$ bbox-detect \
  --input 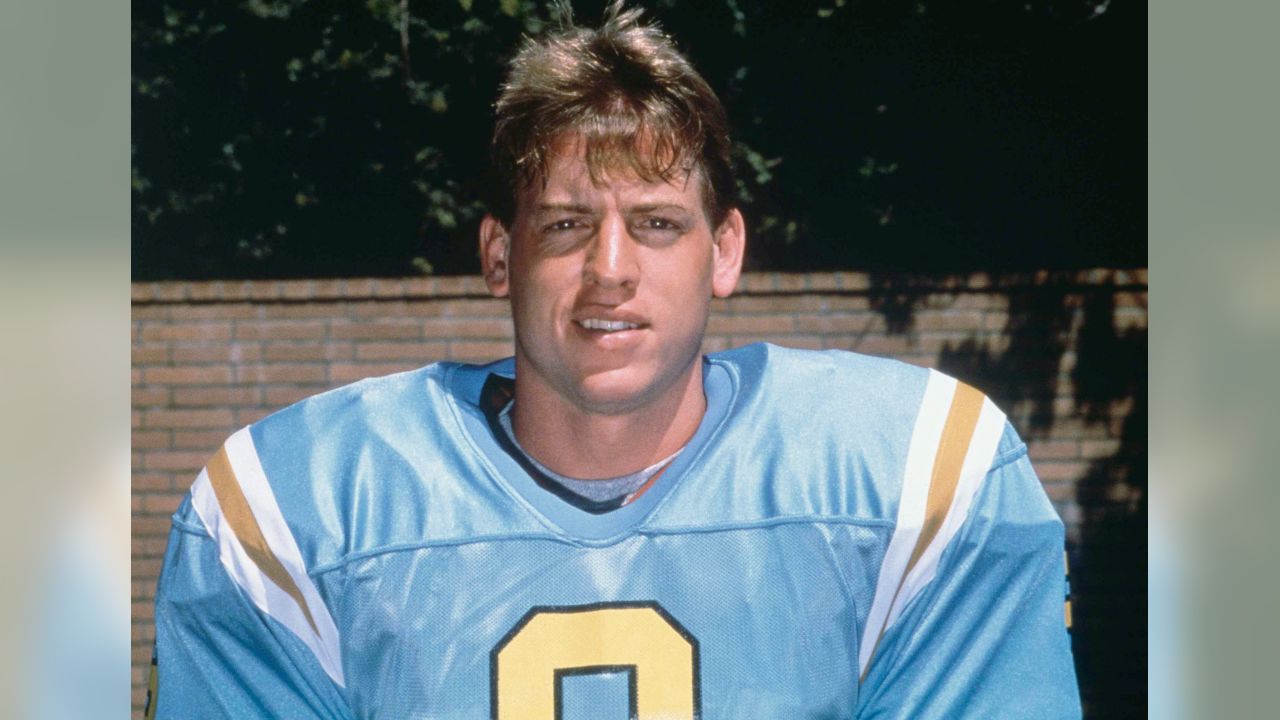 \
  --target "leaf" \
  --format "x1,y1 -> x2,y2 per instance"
499,0 -> 519,17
